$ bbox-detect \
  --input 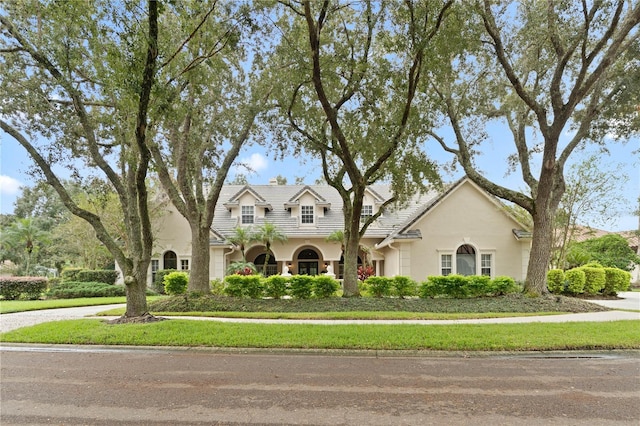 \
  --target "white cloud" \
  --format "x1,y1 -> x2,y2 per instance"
234,152 -> 269,175
0,175 -> 22,195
